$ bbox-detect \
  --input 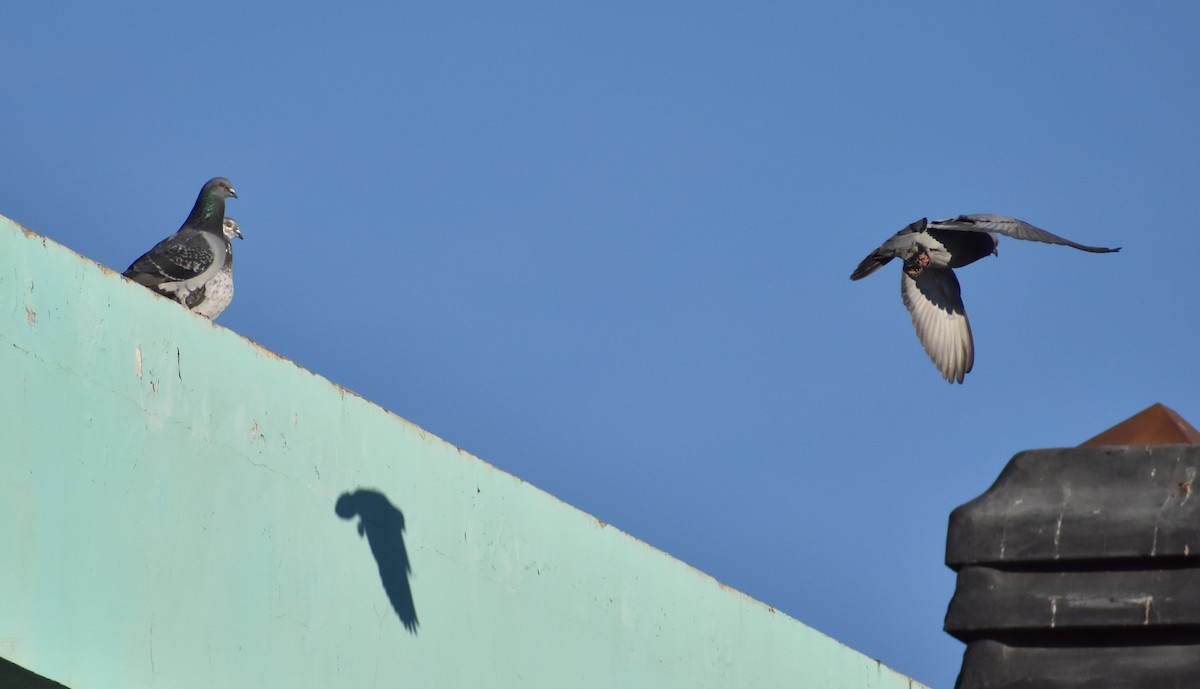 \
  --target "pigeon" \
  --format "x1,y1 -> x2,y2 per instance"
850,214 -> 1119,383
185,217 -> 243,320
123,177 -> 238,309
